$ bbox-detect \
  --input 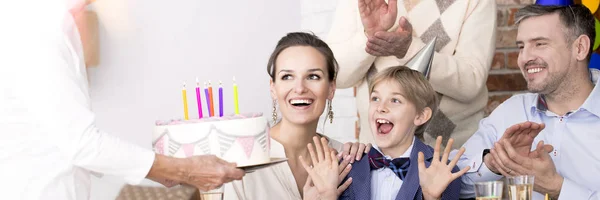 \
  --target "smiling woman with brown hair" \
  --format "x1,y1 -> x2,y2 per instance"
223,32 -> 370,200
